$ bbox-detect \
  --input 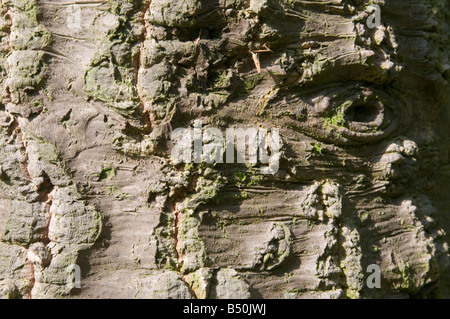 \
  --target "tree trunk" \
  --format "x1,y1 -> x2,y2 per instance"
1,0 -> 450,299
